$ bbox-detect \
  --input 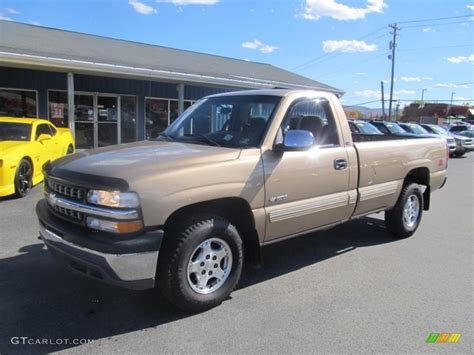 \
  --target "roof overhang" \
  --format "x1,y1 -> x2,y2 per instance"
0,51 -> 343,95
